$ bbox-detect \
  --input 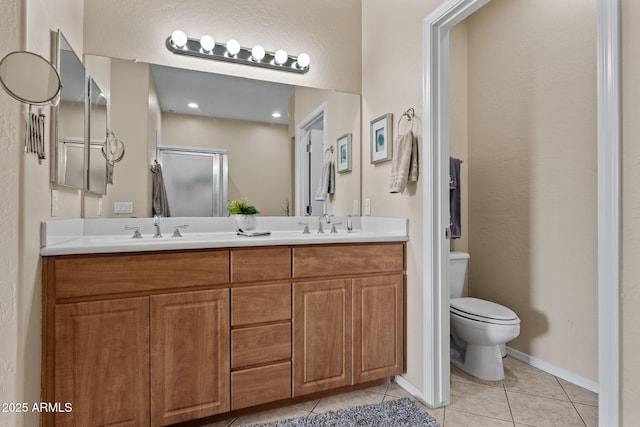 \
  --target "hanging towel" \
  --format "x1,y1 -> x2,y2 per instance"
315,159 -> 335,201
151,162 -> 171,217
449,157 -> 462,239
328,161 -> 335,196
389,131 -> 419,193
